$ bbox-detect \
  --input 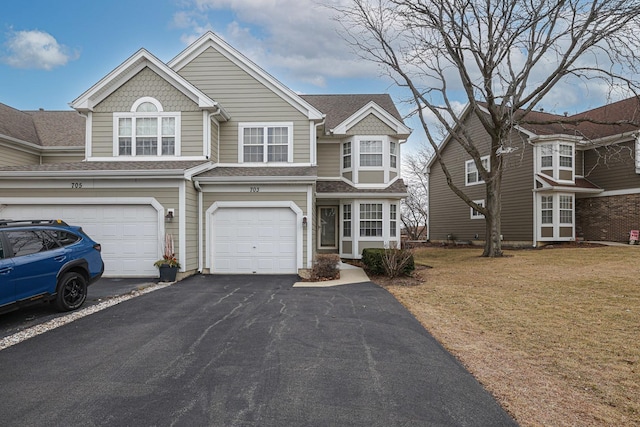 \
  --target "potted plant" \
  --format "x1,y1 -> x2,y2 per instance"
154,233 -> 181,282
